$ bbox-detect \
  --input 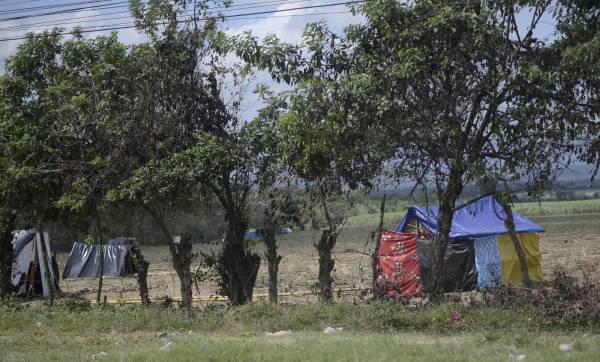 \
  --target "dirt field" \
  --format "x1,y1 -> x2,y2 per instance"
56,213 -> 600,303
